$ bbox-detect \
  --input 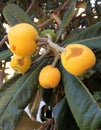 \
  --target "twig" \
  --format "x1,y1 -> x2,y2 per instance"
29,90 -> 40,116
26,0 -> 35,13
46,34 -> 65,53
38,0 -> 70,28
38,17 -> 53,28
61,0 -> 70,11
51,13 -> 62,25
0,35 -> 7,48
33,50 -> 50,64
51,53 -> 60,67
37,5 -> 61,28
37,35 -> 65,53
